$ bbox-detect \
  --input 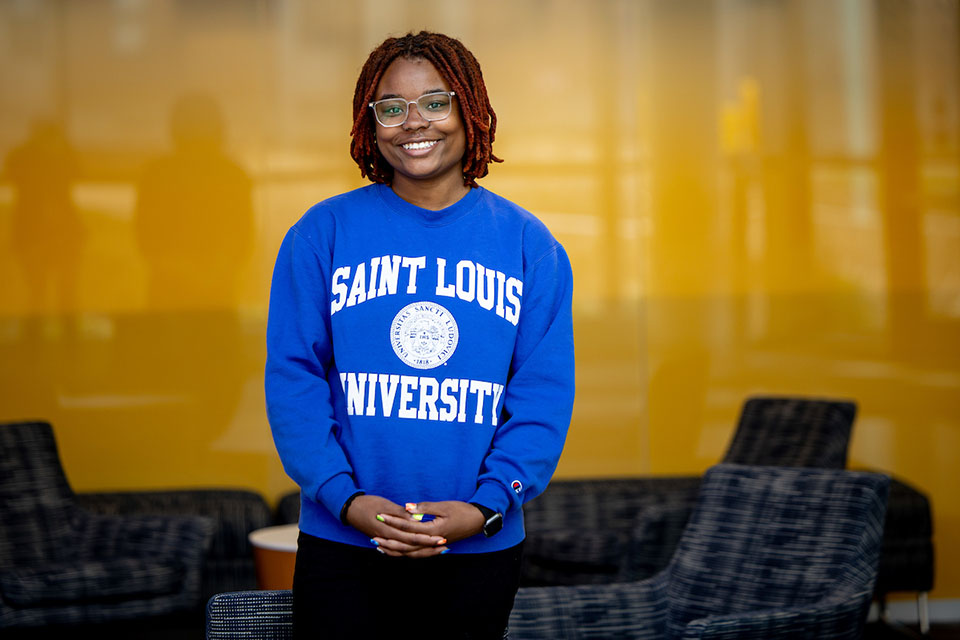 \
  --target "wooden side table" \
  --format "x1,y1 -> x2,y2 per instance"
248,524 -> 299,589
